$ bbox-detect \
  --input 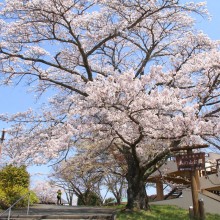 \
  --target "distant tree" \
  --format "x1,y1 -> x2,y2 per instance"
103,149 -> 128,205
104,172 -> 127,205
32,180 -> 59,204
48,179 -> 74,206
50,148 -> 128,206
50,157 -> 104,205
